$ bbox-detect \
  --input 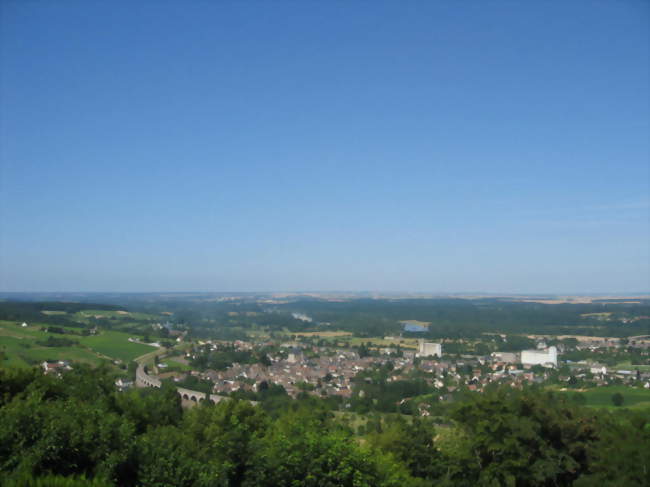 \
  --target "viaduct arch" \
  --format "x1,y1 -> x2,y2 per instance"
135,364 -> 232,405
